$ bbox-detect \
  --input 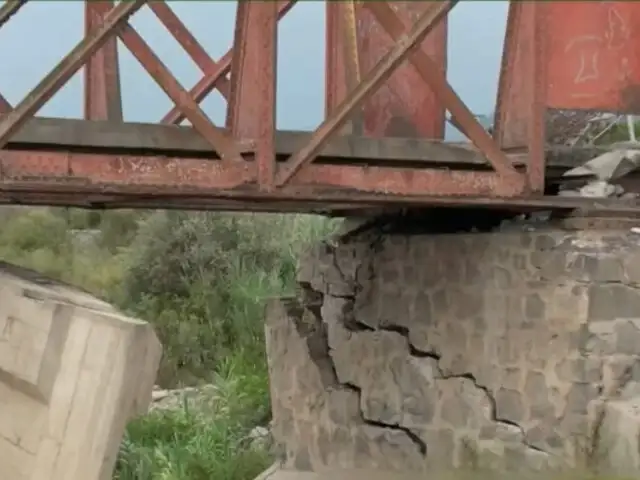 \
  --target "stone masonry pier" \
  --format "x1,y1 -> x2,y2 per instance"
264,218 -> 640,478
